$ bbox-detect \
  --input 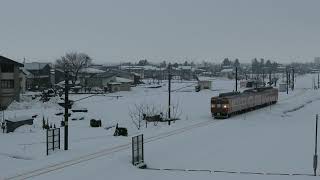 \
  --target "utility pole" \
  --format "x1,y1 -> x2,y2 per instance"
262,68 -> 265,86
168,64 -> 171,125
269,70 -> 272,87
292,68 -> 295,90
314,114 -> 318,176
235,67 -> 238,92
286,69 -> 289,94
288,71 -> 291,89
318,71 -> 320,89
64,71 -> 69,150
